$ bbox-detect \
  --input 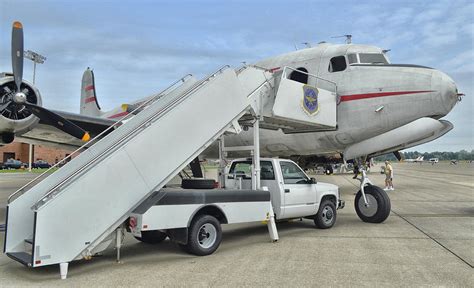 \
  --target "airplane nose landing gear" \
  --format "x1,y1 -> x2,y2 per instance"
354,170 -> 391,223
